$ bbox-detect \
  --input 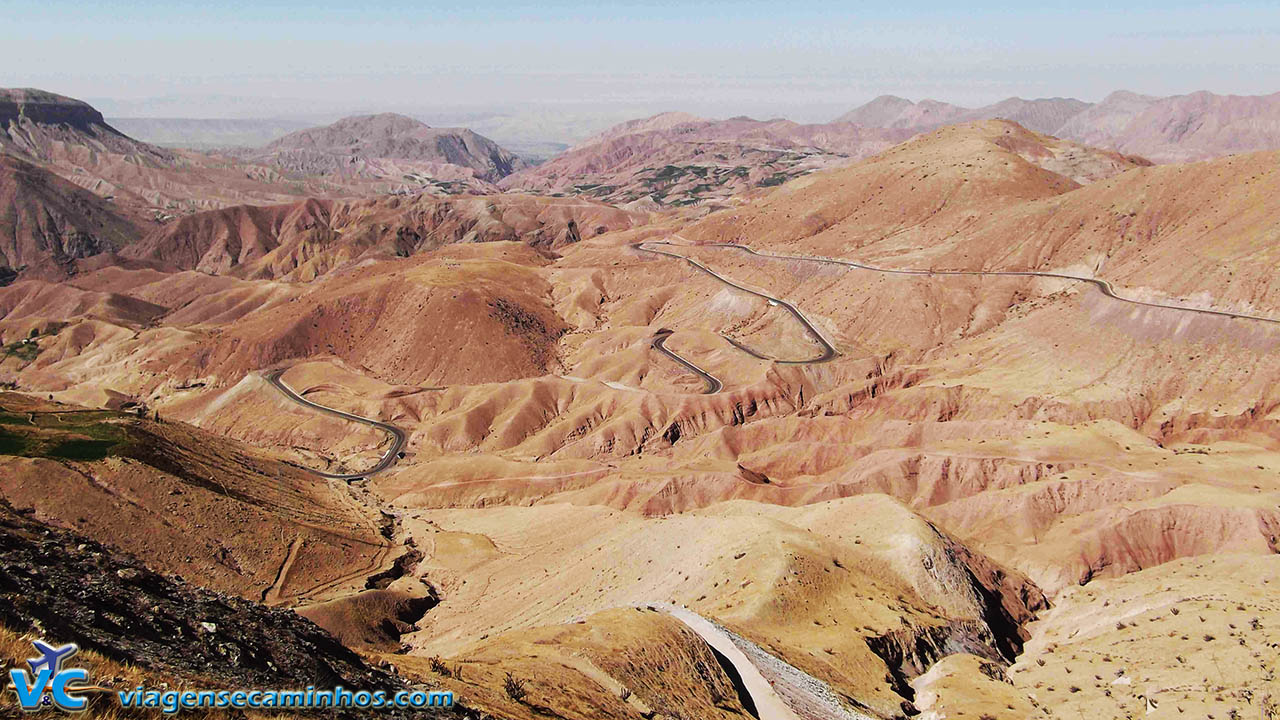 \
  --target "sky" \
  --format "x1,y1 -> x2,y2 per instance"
3,0 -> 1280,123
